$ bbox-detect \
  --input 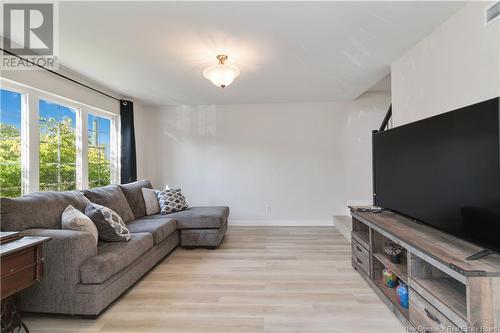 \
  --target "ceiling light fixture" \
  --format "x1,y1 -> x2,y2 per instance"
203,54 -> 240,89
